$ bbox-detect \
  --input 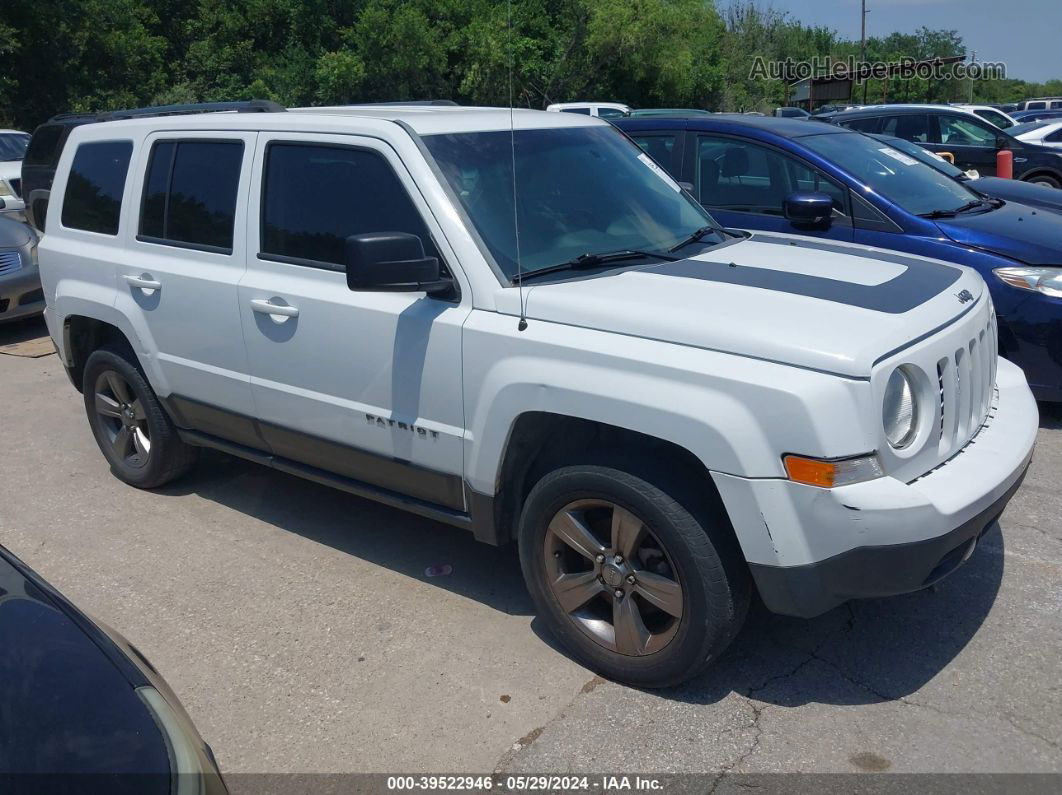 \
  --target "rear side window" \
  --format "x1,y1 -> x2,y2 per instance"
24,125 -> 65,166
260,143 -> 438,269
880,114 -> 930,142
61,140 -> 133,235
139,140 -> 243,253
